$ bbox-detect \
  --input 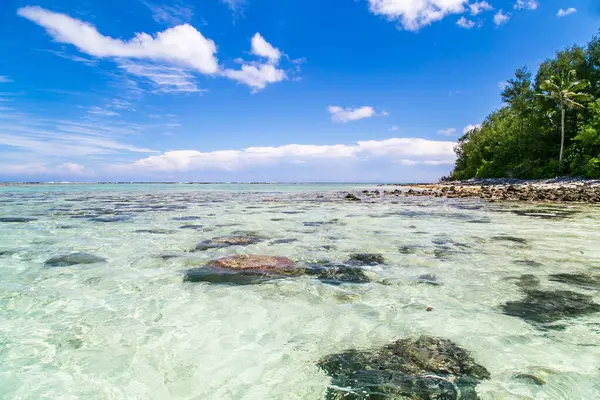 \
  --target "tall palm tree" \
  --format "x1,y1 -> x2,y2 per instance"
539,70 -> 591,165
